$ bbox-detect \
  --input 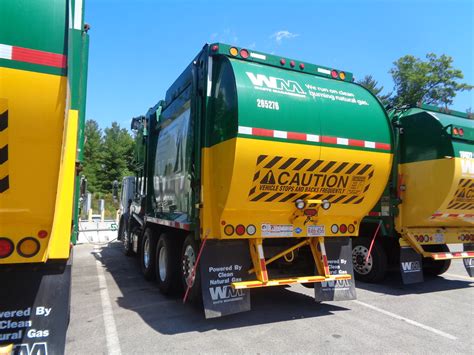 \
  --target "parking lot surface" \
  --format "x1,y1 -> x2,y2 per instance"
66,242 -> 473,354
